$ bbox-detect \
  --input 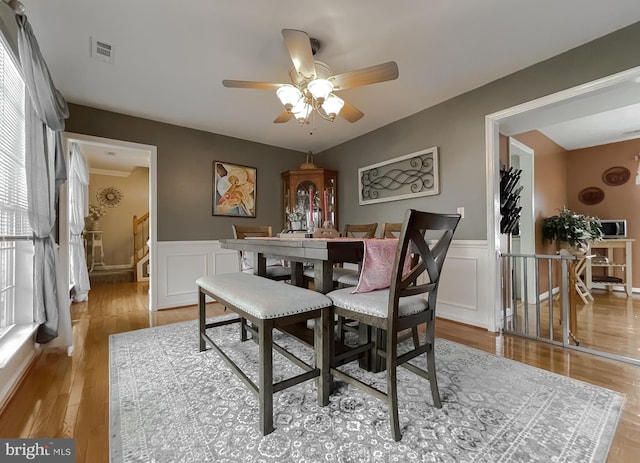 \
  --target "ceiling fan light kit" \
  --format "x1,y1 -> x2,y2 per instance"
223,29 -> 398,128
